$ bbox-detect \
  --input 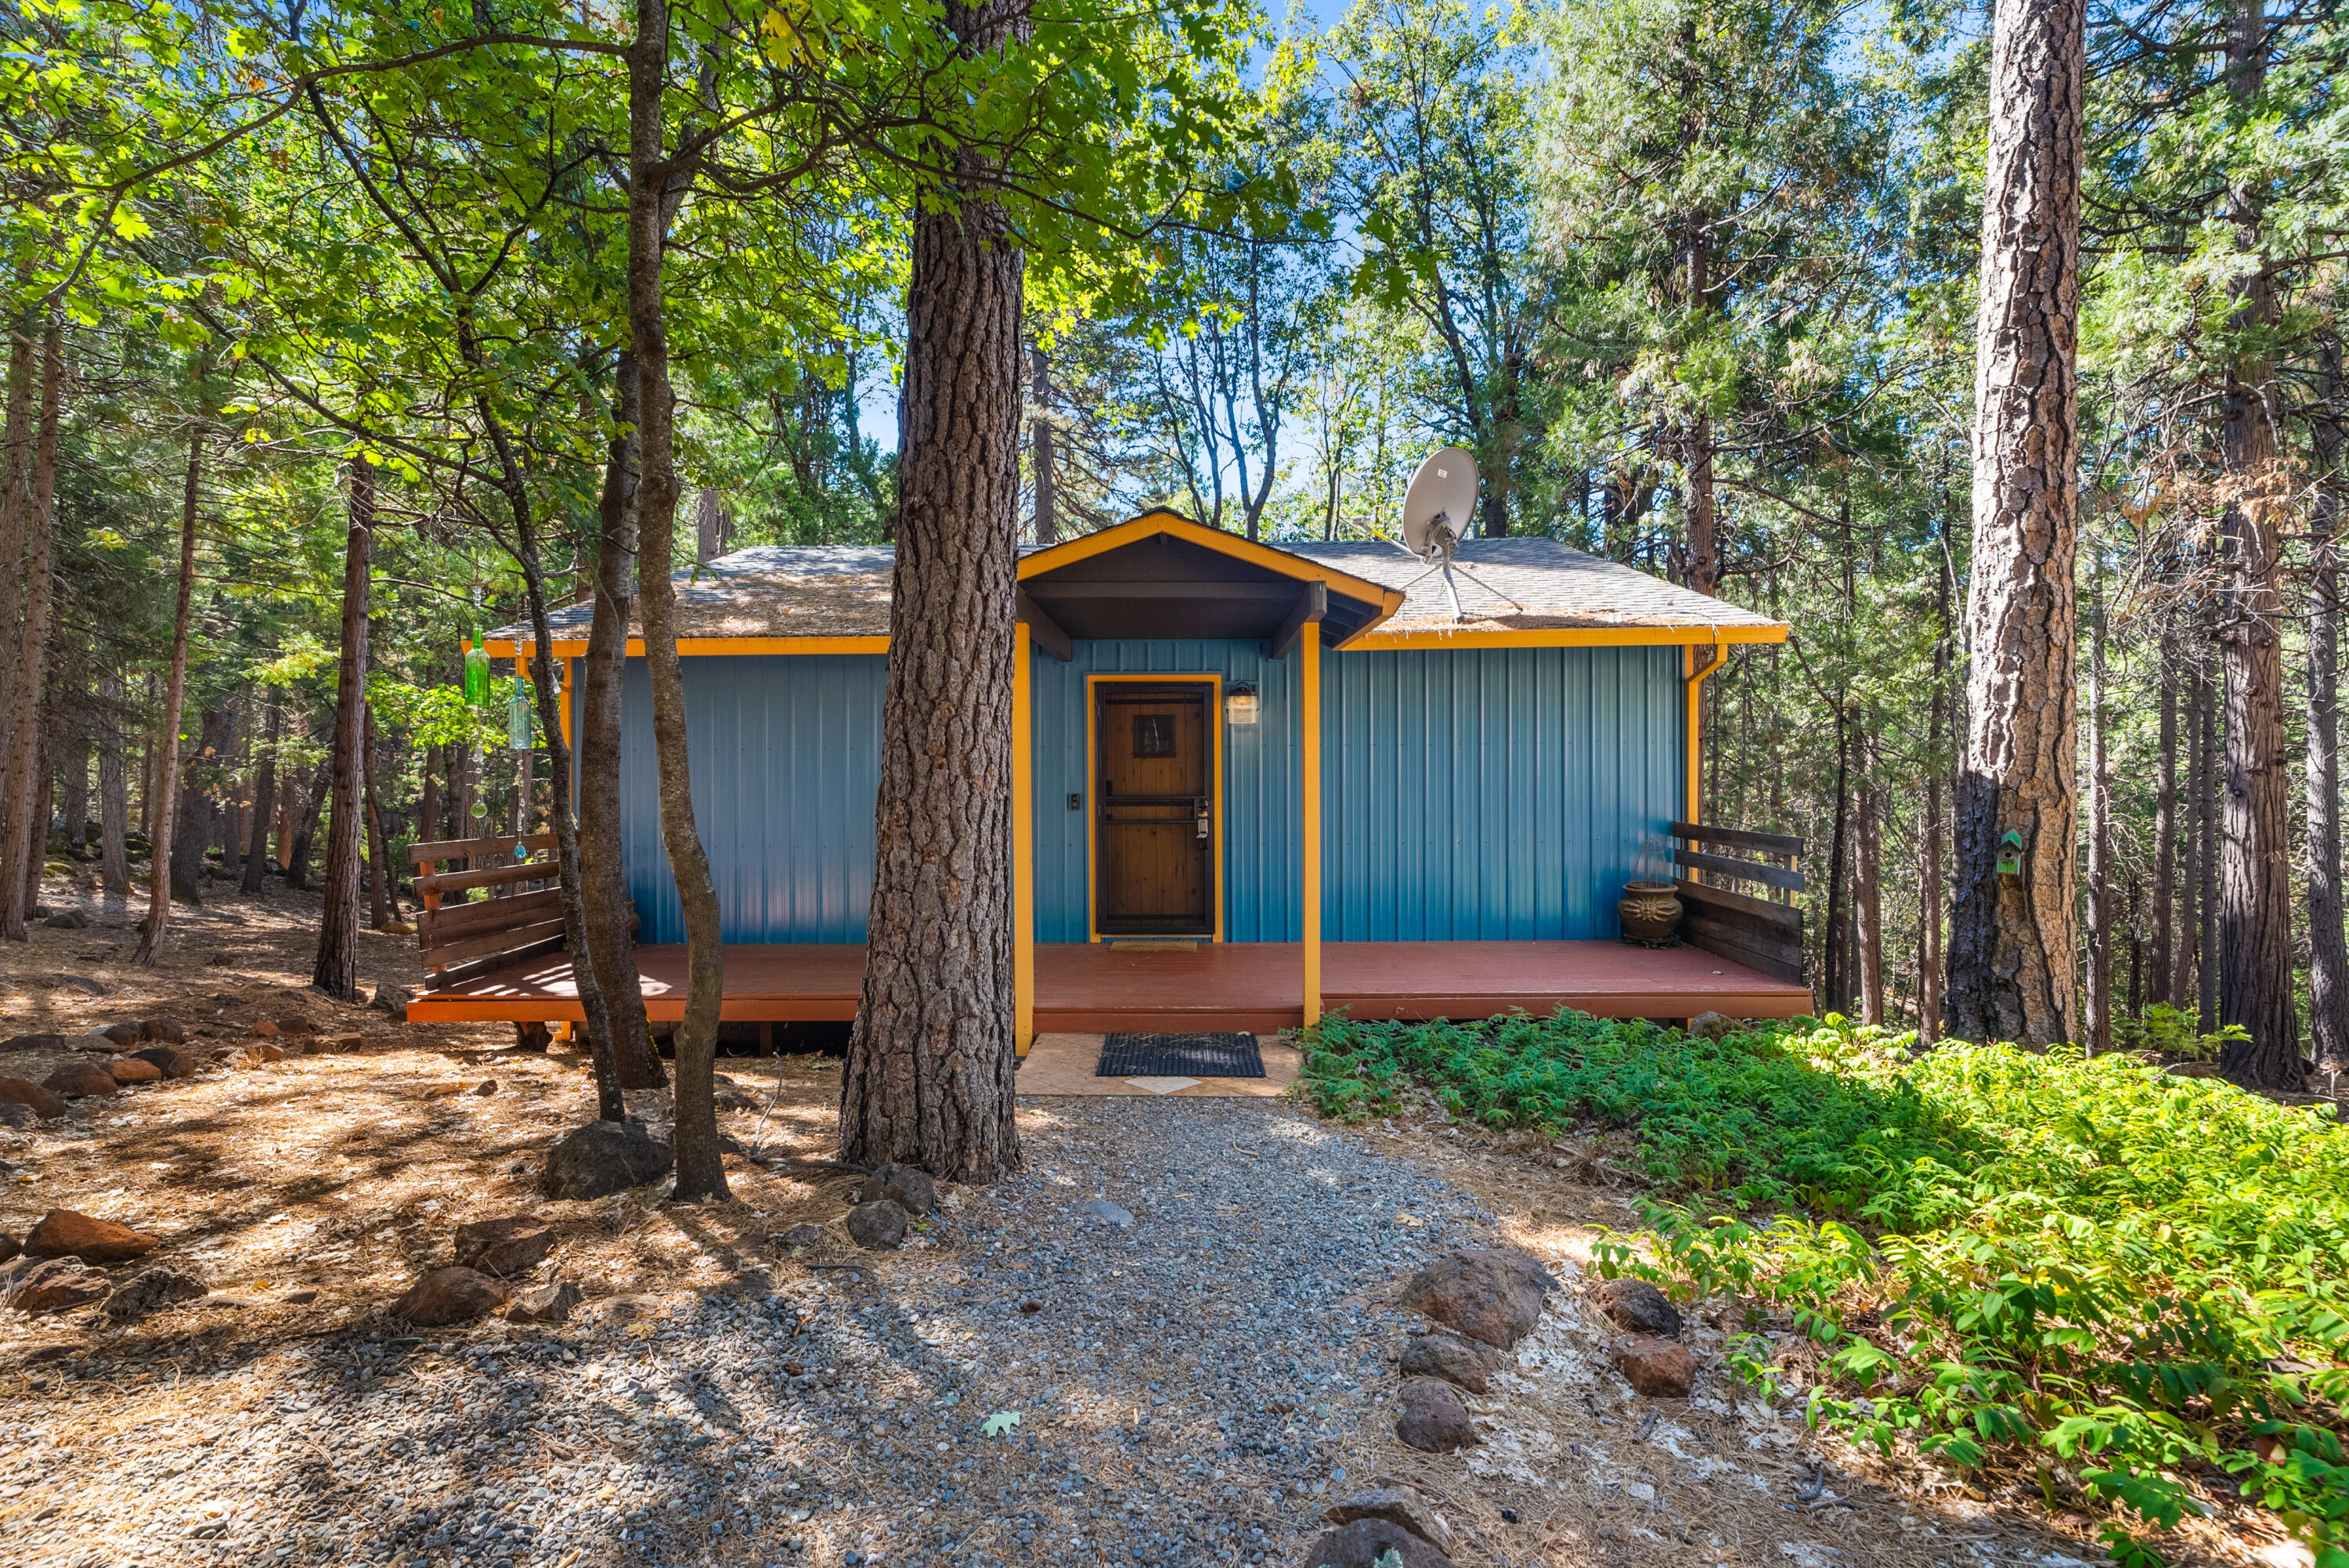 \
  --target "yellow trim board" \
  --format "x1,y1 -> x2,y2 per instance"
1083,672 -> 1225,944
1019,510 -> 1406,636
1352,624 -> 1788,651
484,635 -> 890,658
1301,632 -> 1322,1026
